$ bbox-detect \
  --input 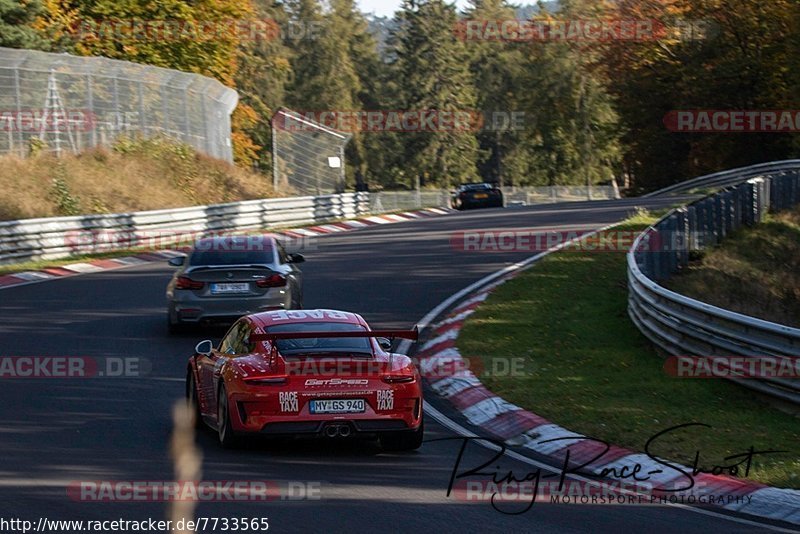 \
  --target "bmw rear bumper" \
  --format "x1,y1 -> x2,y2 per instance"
169,291 -> 286,323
